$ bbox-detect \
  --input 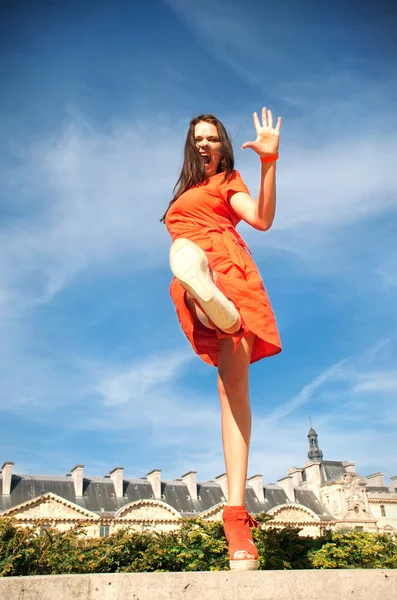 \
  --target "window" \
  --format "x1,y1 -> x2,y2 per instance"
39,525 -> 50,537
100,526 -> 110,538
380,505 -> 386,517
